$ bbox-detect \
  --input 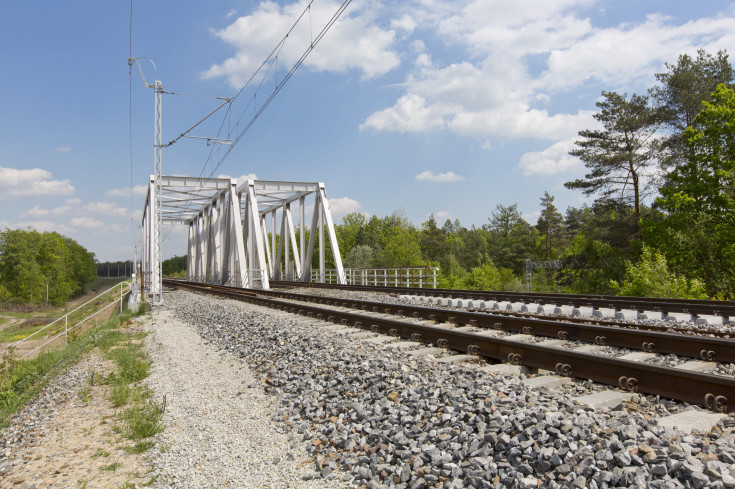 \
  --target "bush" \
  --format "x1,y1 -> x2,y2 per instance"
610,246 -> 708,299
